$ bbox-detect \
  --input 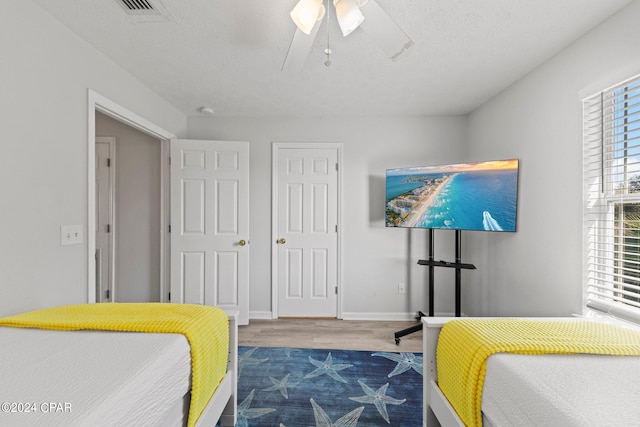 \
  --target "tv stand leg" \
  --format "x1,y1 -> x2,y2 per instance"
394,311 -> 426,344
394,229 -> 435,344
394,322 -> 423,345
